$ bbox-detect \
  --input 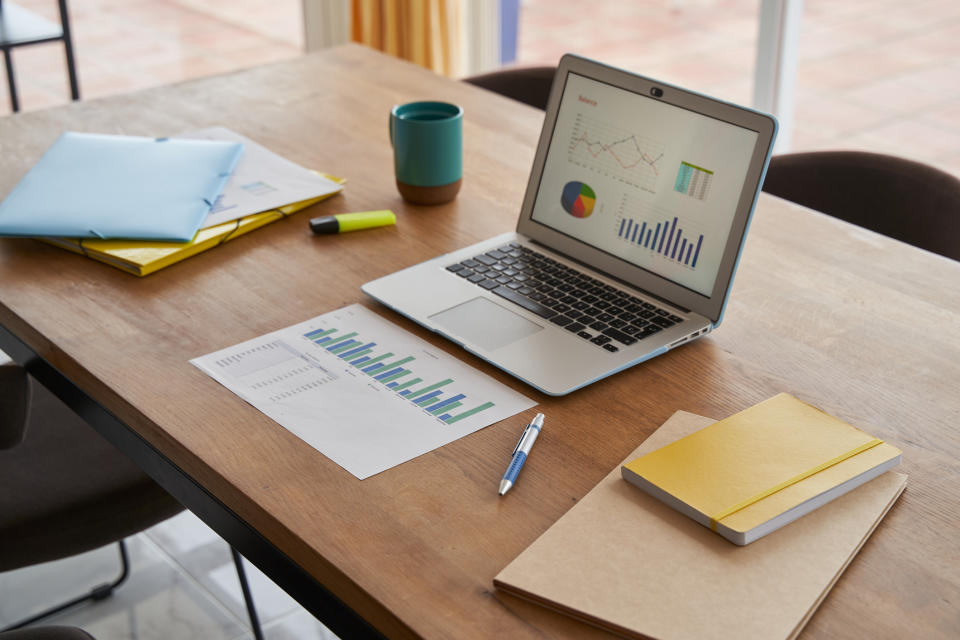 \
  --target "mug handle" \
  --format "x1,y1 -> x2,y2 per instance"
388,111 -> 395,147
